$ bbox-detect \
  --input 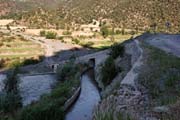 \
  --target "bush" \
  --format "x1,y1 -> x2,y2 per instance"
81,42 -> 94,48
138,45 -> 180,105
0,59 -> 5,68
56,61 -> 78,81
4,68 -> 19,93
101,57 -> 117,86
115,30 -> 121,34
0,92 -> 22,113
22,59 -> 41,66
100,26 -> 109,38
18,102 -> 64,120
62,31 -> 72,35
40,30 -> 46,37
121,29 -> 125,35
45,31 -> 57,39
0,68 -> 22,114
8,59 -> 23,68
72,38 -> 80,44
58,36 -> 64,40
110,44 -> 124,59
17,62 -> 81,120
